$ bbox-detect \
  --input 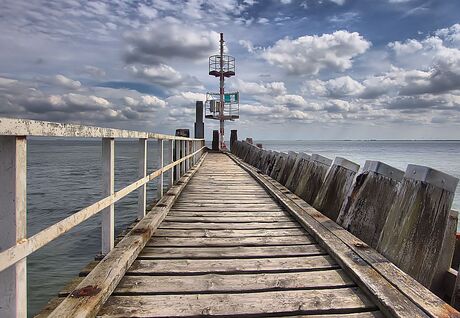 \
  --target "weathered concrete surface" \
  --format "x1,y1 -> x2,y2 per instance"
377,165 -> 459,289
285,153 -> 310,192
312,157 -> 359,221
336,161 -> 403,248
294,154 -> 332,205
